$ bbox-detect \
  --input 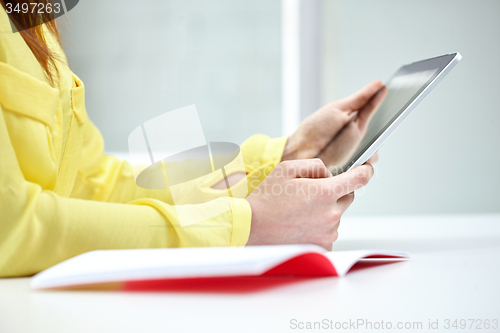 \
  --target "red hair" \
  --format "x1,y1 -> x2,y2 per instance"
1,0 -> 61,85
